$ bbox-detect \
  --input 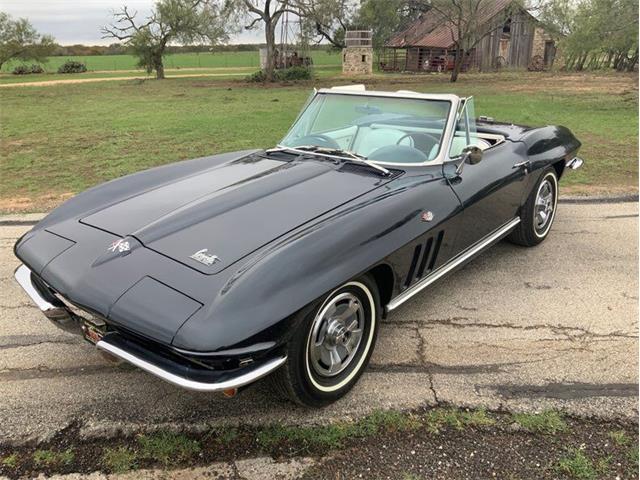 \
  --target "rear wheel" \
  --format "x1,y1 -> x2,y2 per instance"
509,167 -> 558,246
272,275 -> 380,407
